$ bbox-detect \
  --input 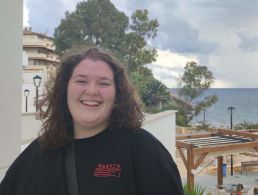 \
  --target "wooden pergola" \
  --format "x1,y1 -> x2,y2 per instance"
176,129 -> 258,191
